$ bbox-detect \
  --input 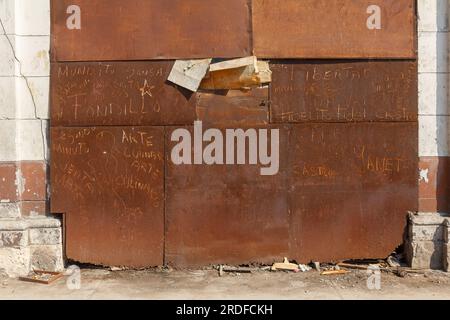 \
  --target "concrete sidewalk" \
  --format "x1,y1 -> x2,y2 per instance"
1,268 -> 450,300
